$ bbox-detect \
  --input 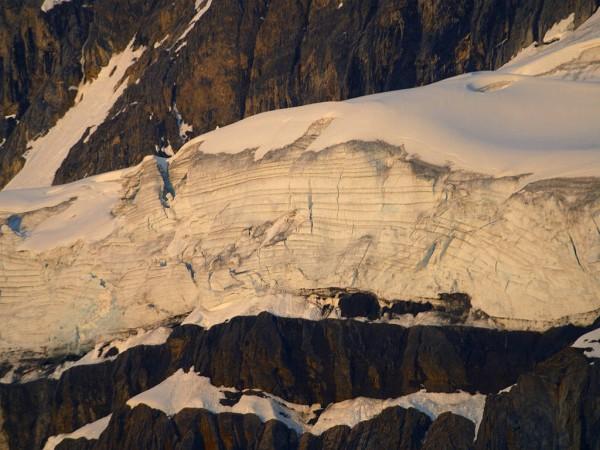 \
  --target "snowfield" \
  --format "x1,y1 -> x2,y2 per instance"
0,9 -> 599,364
